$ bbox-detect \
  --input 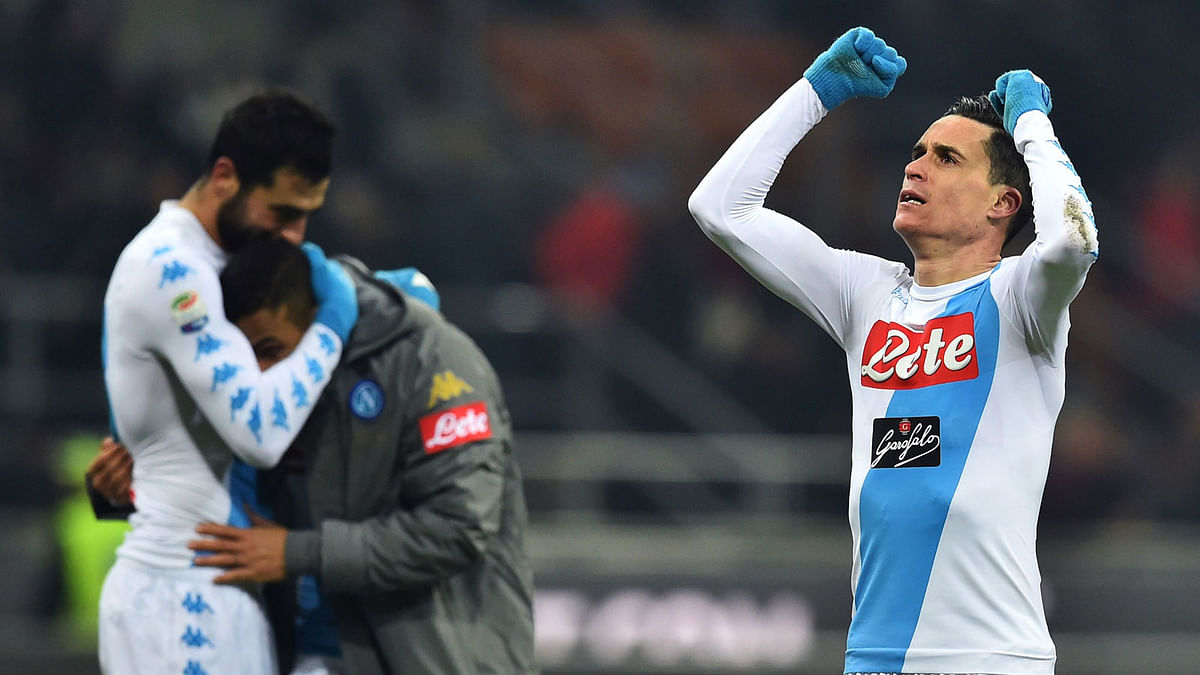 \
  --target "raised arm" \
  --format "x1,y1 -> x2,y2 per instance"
991,70 -> 1098,356
687,27 -> 907,345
